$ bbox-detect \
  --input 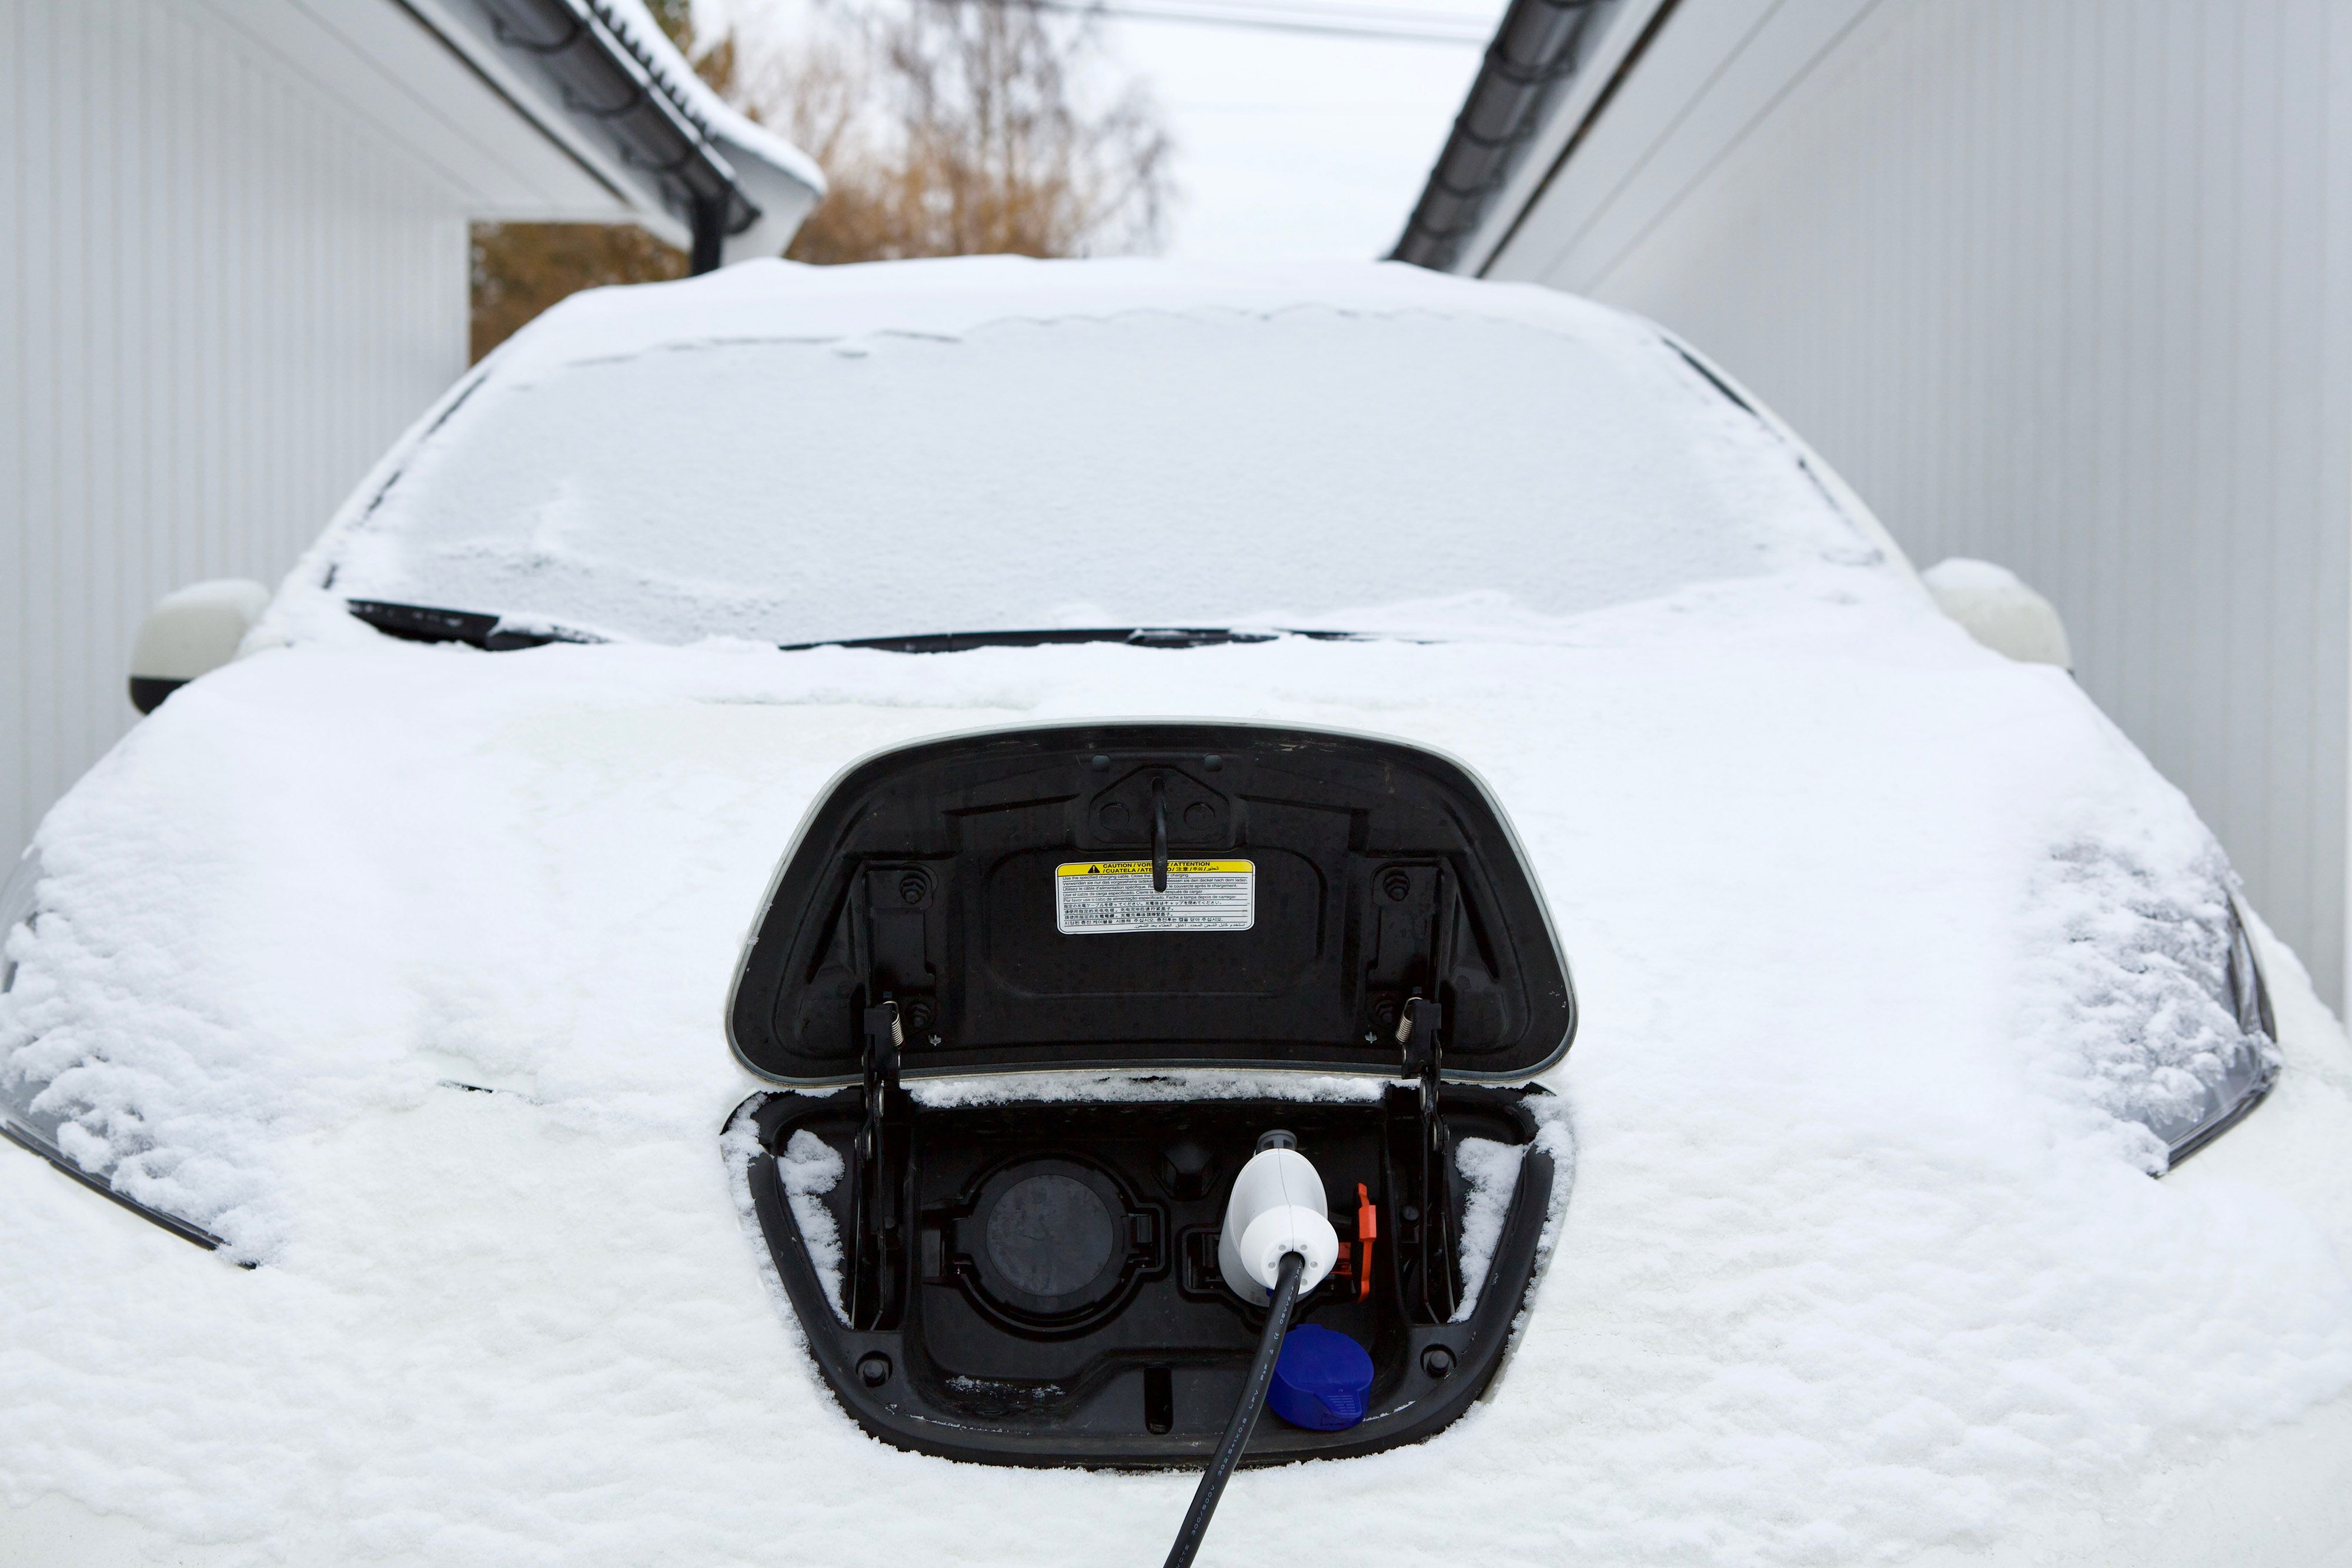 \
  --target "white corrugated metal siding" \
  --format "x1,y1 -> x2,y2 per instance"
1477,0 -> 2352,1005
0,0 -> 636,872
